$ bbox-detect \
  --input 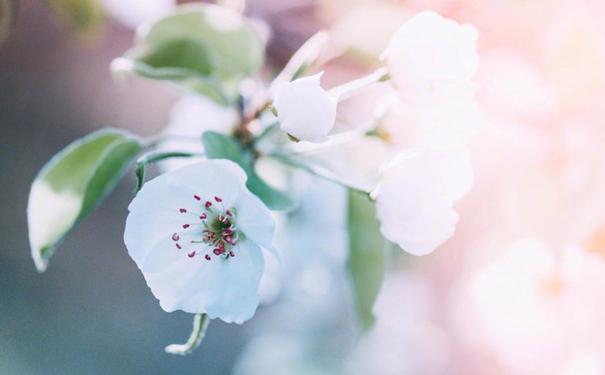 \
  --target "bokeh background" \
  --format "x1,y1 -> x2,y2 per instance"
3,0 -> 605,374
